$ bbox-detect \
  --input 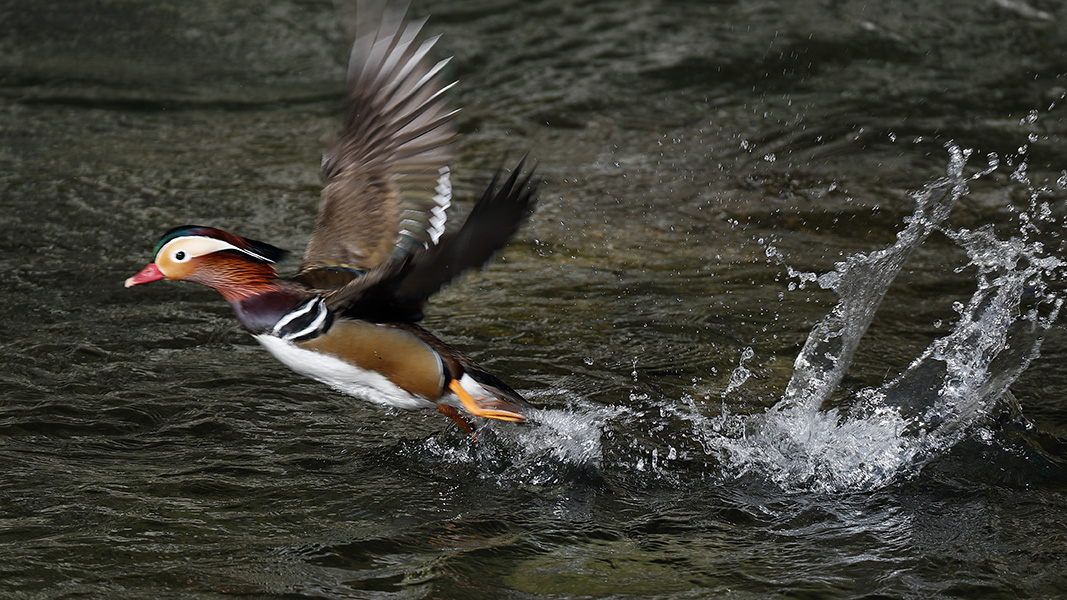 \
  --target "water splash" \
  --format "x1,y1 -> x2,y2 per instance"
722,347 -> 755,398
713,145 -> 1065,493
420,392 -> 621,487
776,146 -> 969,415
877,227 -> 1063,450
